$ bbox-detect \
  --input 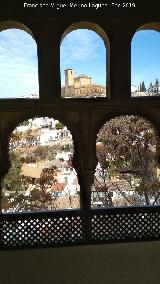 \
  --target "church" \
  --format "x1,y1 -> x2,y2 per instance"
61,68 -> 106,98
